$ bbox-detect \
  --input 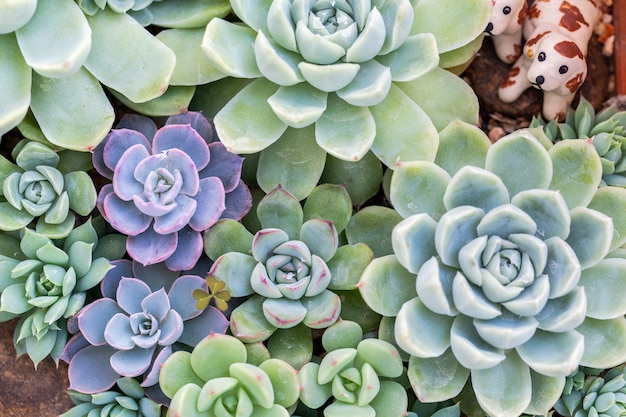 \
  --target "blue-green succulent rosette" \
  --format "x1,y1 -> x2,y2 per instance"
359,124 -> 626,417
194,0 -> 490,199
